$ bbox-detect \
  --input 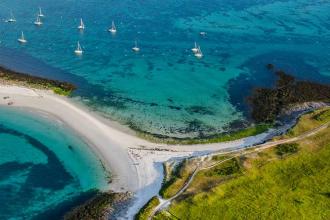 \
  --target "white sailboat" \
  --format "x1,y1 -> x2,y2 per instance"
6,11 -> 16,23
34,15 -> 43,26
195,46 -> 203,58
78,18 -> 85,30
191,42 -> 198,53
109,21 -> 117,33
17,31 -> 27,43
74,41 -> 83,55
132,40 -> 140,52
38,7 -> 44,17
